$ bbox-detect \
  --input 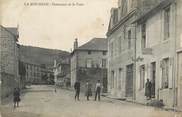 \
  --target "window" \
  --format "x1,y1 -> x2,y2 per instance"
161,58 -> 169,88
88,51 -> 91,55
110,42 -> 114,57
118,37 -> 122,53
121,0 -> 128,15
141,23 -> 146,48
139,65 -> 145,89
113,9 -> 118,25
103,51 -> 107,55
128,30 -> 131,49
86,59 -> 92,68
101,59 -> 107,68
118,68 -> 122,90
164,6 -> 170,39
111,71 -> 115,88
